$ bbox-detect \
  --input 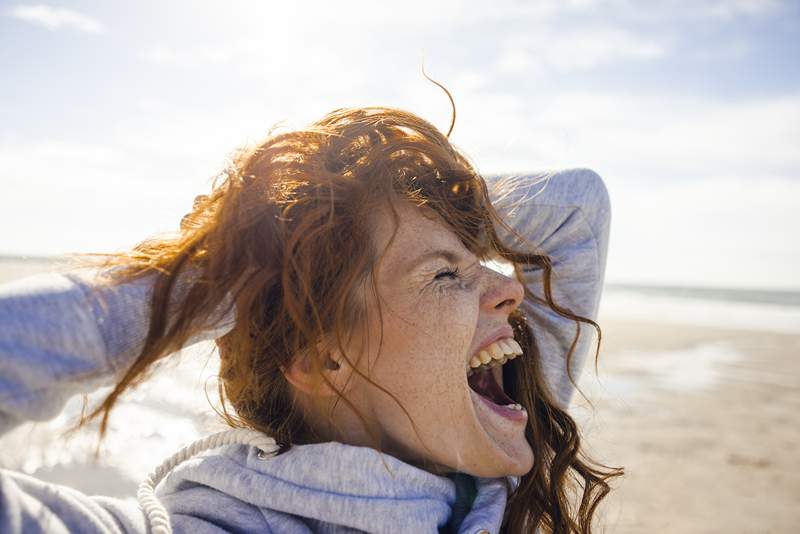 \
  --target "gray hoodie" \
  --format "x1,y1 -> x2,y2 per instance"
0,168 -> 611,533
